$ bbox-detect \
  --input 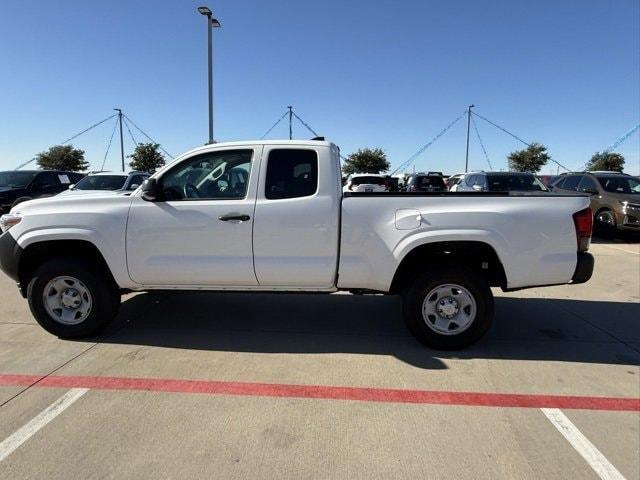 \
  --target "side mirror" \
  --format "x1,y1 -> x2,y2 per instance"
472,184 -> 483,192
129,184 -> 139,191
141,178 -> 161,202
68,184 -> 75,190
